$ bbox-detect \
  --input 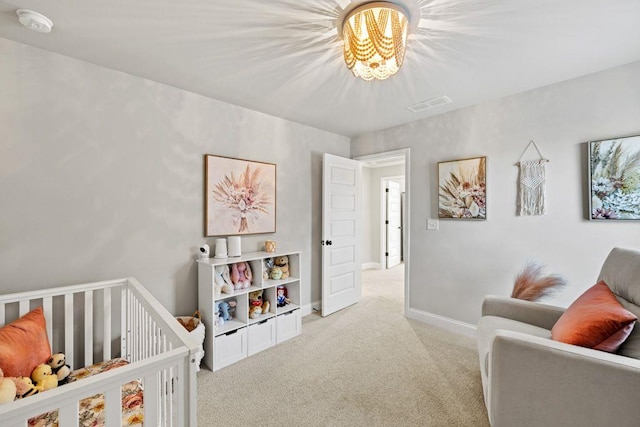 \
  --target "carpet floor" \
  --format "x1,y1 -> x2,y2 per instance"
197,265 -> 490,426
